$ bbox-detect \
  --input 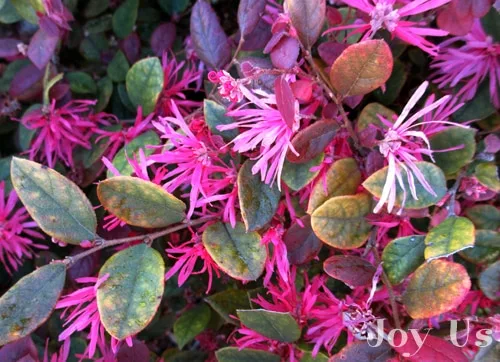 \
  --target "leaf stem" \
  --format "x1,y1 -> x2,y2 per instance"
62,216 -> 216,268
